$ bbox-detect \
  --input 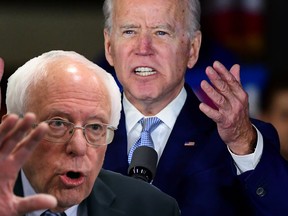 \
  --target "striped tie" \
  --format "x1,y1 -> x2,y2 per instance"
128,117 -> 161,164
